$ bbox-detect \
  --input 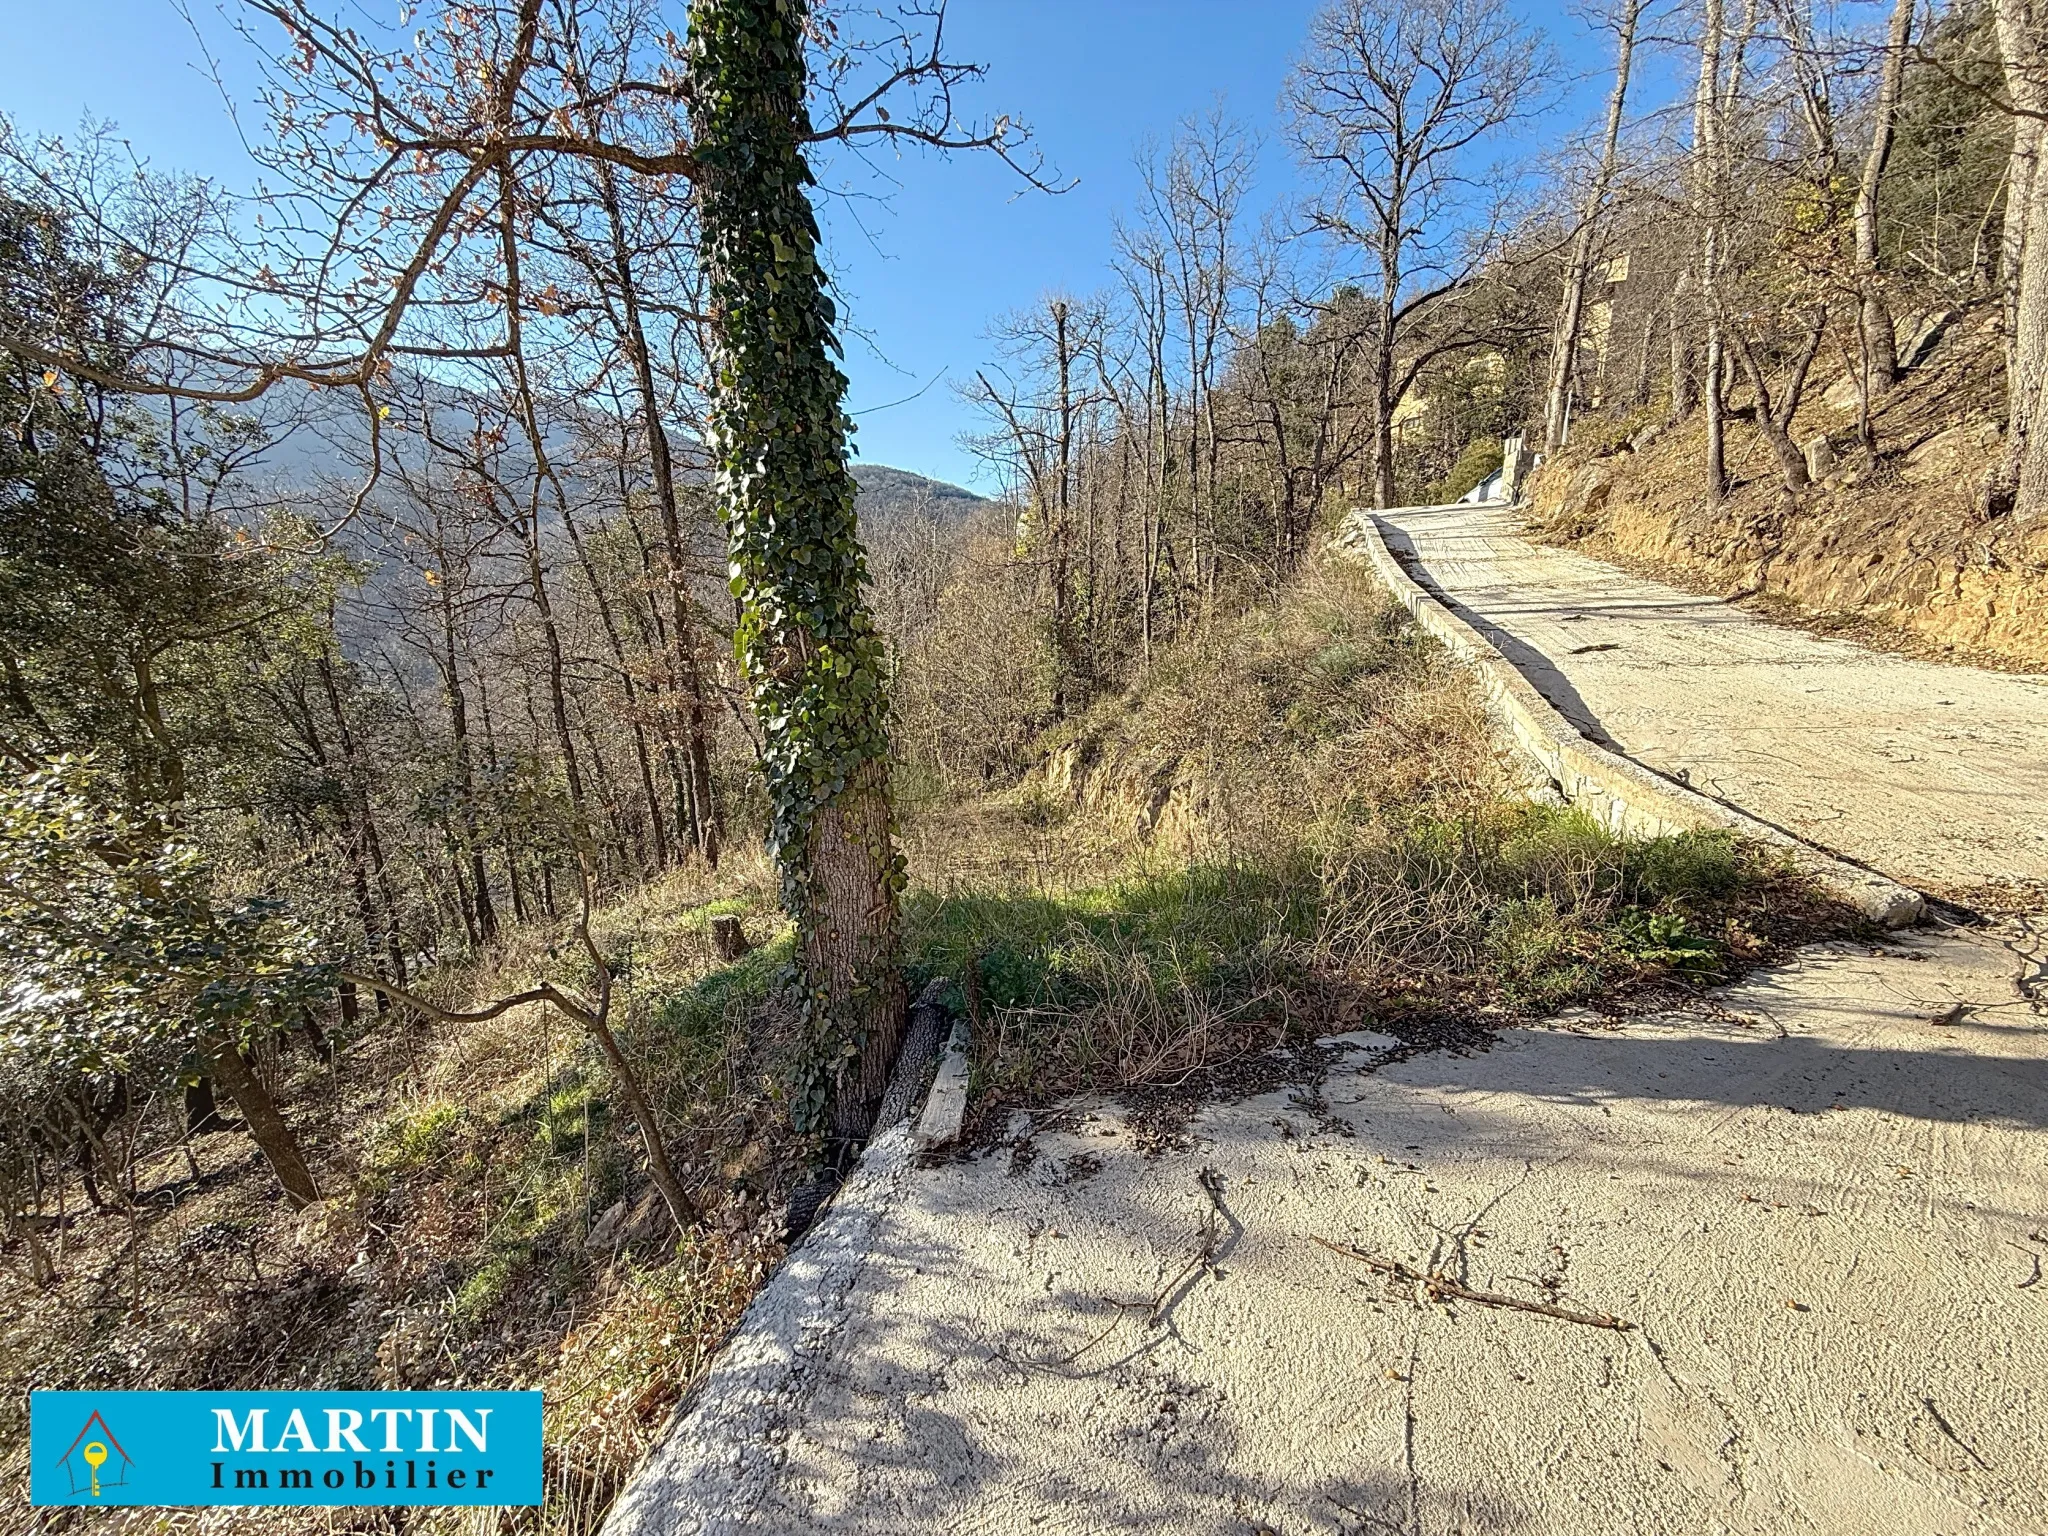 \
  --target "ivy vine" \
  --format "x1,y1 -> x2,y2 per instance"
686,0 -> 908,1131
